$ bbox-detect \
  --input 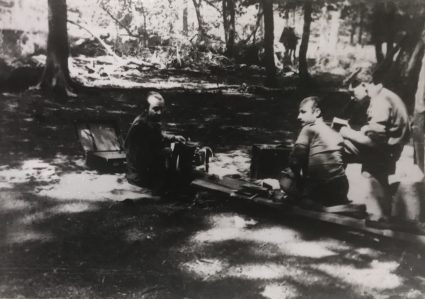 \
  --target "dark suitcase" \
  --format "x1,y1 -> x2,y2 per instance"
250,144 -> 292,179
75,120 -> 126,173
